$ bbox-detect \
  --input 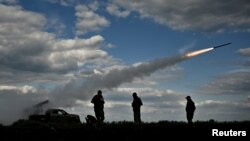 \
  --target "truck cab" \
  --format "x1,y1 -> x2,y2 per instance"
29,109 -> 81,123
